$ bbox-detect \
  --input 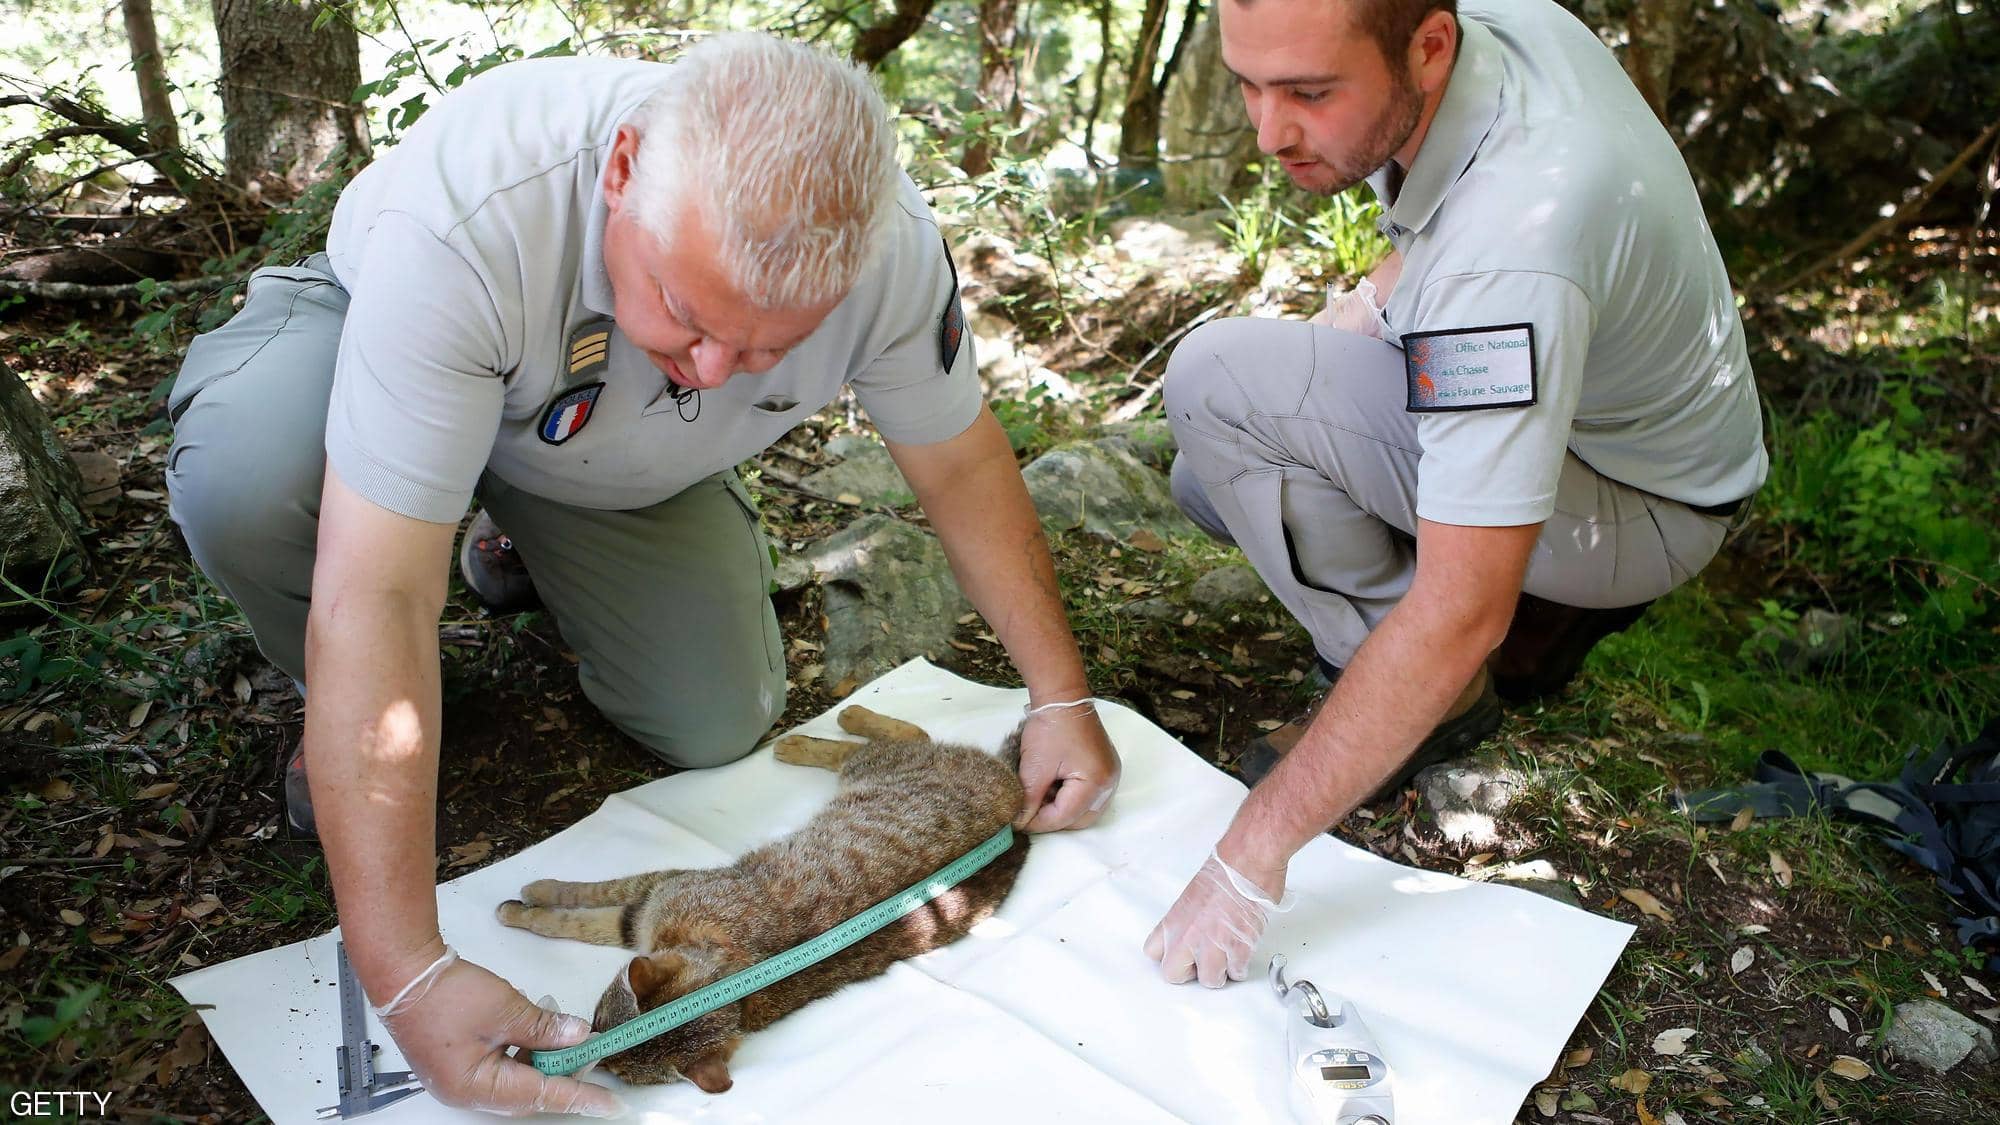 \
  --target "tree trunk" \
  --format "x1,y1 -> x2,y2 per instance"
852,0 -> 941,69
121,0 -> 180,155
1116,0 -> 1175,168
1161,8 -> 1255,210
210,0 -> 369,197
962,0 -> 1022,176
